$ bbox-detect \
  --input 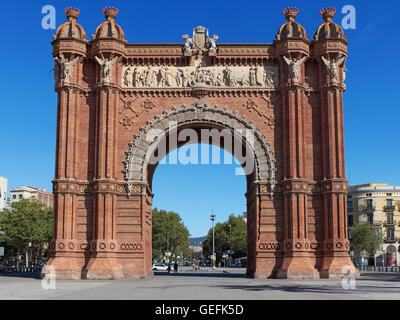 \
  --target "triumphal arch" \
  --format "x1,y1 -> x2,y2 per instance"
44,6 -> 357,279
